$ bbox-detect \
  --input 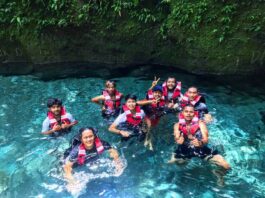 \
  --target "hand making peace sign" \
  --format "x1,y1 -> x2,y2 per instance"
149,76 -> 160,90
